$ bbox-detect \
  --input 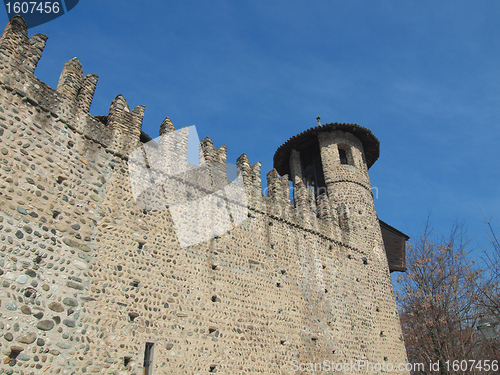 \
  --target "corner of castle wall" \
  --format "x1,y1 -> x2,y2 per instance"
0,17 -> 145,159
102,95 -> 145,157
0,16 -> 47,74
